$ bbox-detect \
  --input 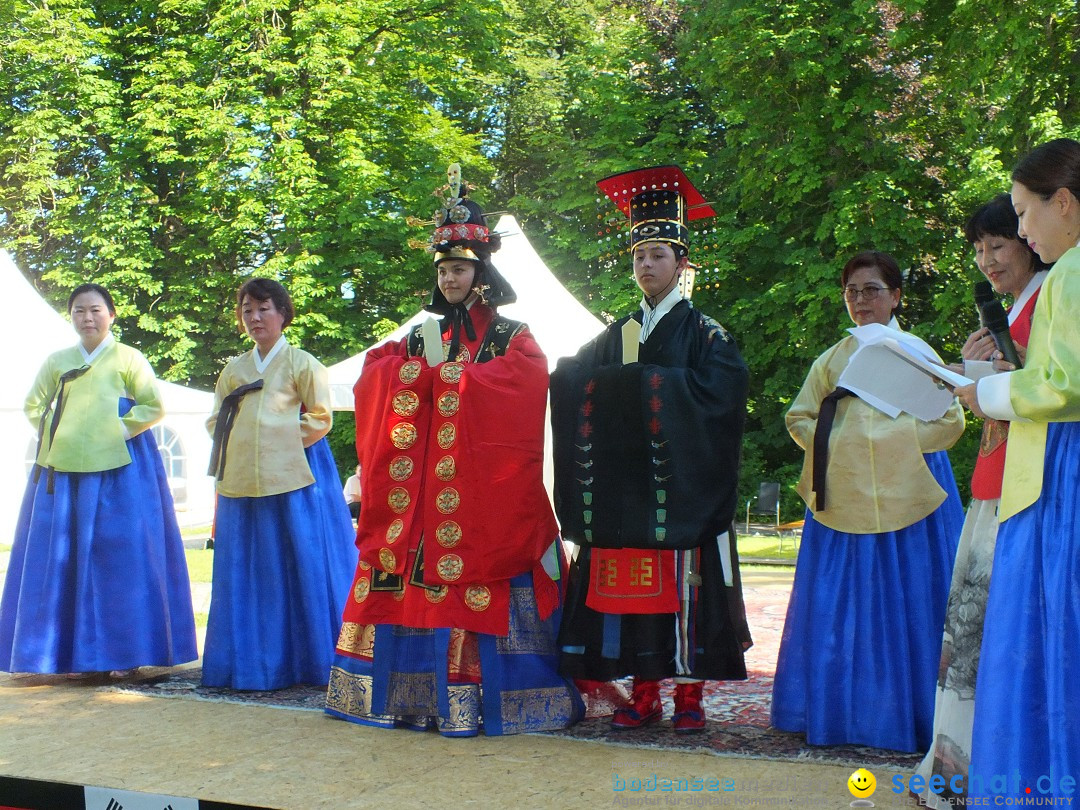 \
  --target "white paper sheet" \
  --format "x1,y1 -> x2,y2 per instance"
837,324 -> 971,421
